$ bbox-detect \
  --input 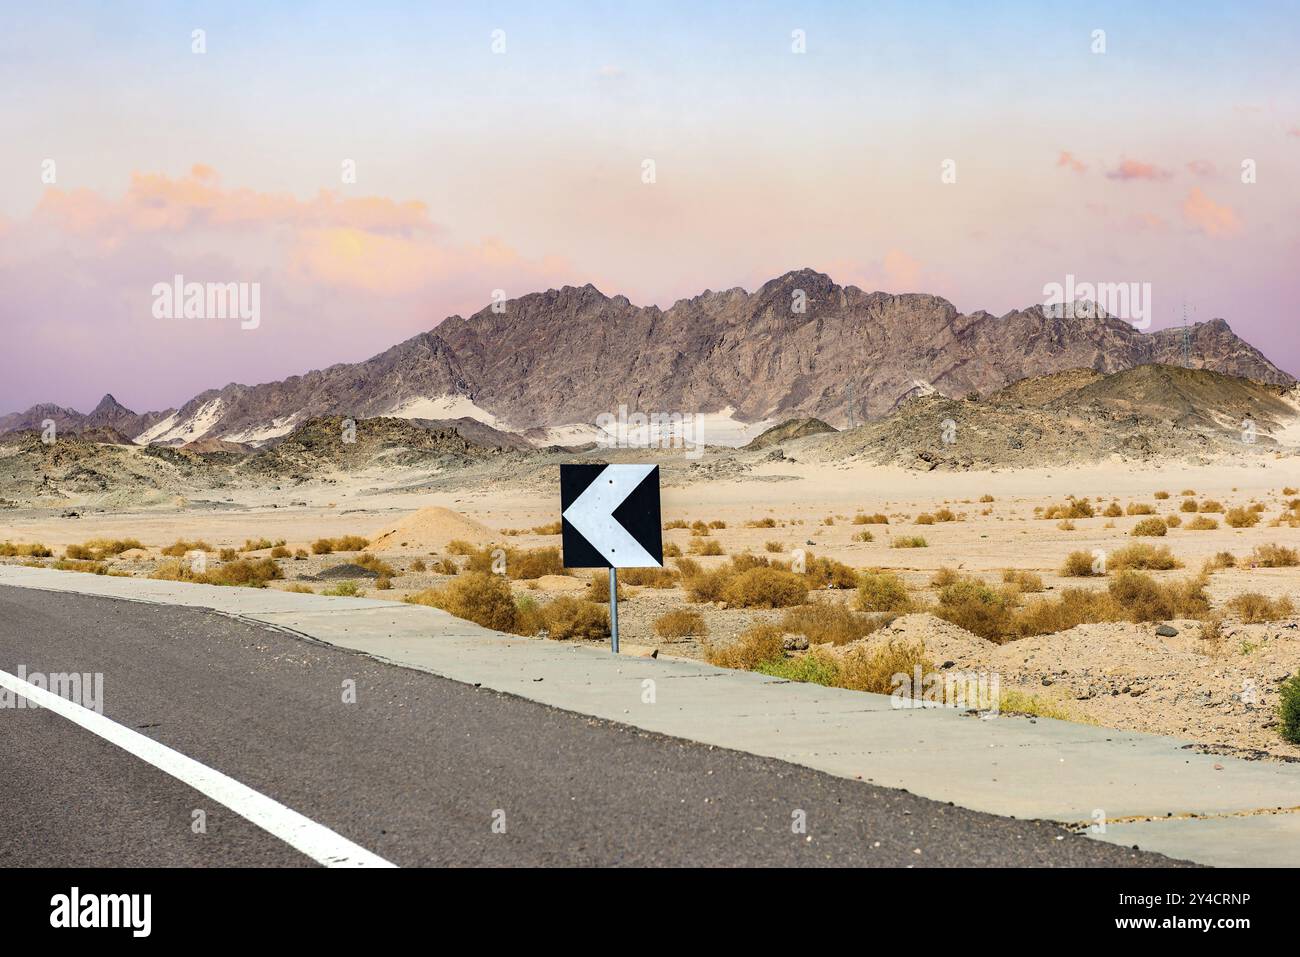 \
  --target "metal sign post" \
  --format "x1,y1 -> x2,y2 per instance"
608,568 -> 620,654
